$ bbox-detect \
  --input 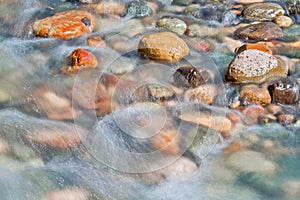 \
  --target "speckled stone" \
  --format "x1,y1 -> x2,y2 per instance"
240,88 -> 271,106
273,16 -> 293,27
156,17 -> 187,35
268,77 -> 299,105
242,3 -> 285,22
138,32 -> 189,62
225,49 -> 288,84
125,1 -> 153,18
184,84 -> 217,105
234,22 -> 284,41
32,10 -> 95,40
93,1 -> 126,16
